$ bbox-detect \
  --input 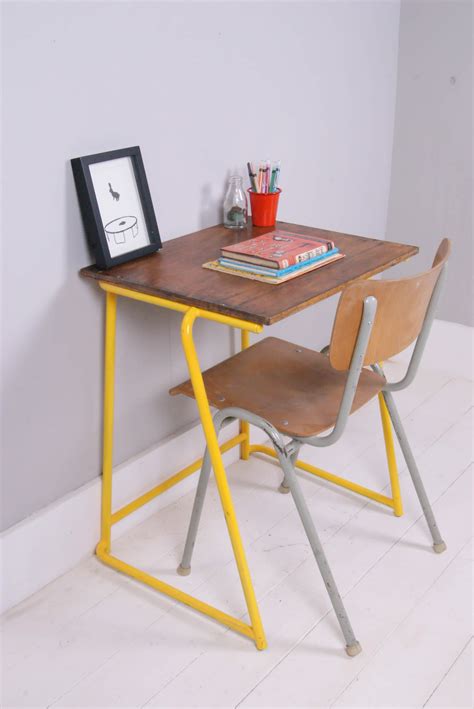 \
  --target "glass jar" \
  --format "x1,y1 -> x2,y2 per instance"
223,176 -> 248,229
